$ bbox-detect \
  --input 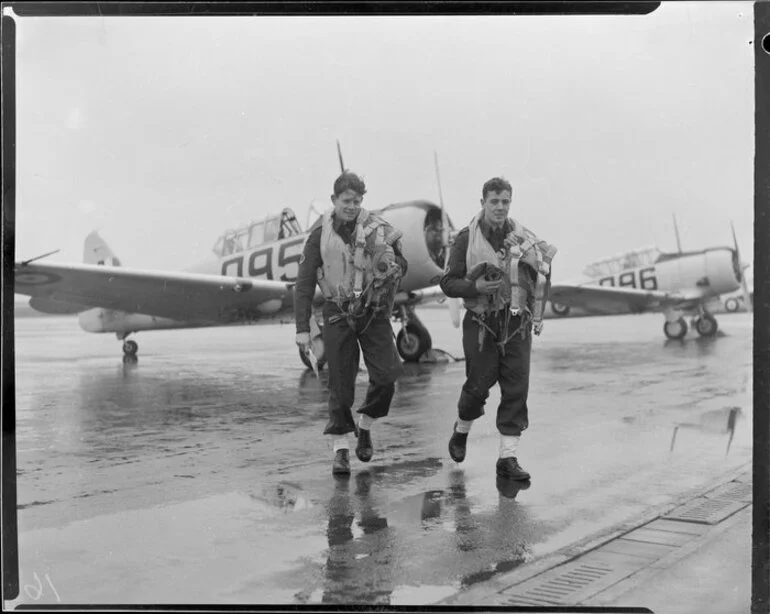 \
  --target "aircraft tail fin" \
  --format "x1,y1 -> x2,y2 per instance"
83,231 -> 122,266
